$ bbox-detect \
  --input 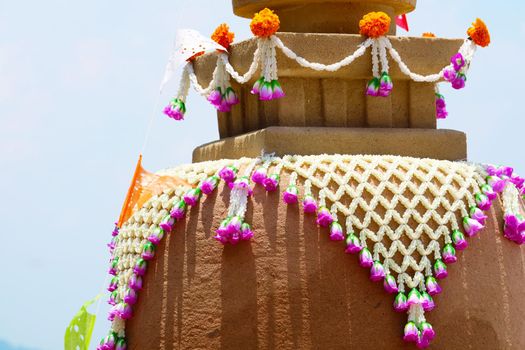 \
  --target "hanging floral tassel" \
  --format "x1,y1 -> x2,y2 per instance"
164,67 -> 190,120
282,172 -> 299,204
302,179 -> 318,214
250,9 -> 285,101
435,85 -> 448,119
